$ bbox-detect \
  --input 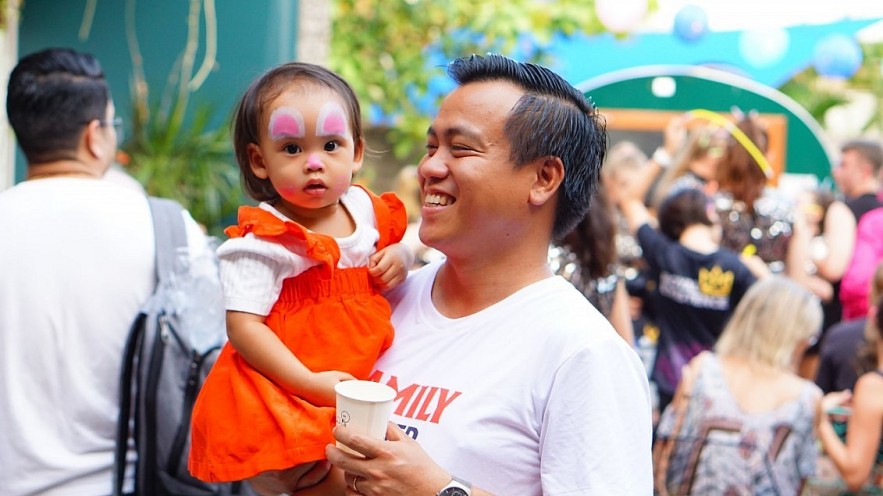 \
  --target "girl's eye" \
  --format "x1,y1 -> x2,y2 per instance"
425,143 -> 438,155
324,141 -> 340,152
283,144 -> 301,154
